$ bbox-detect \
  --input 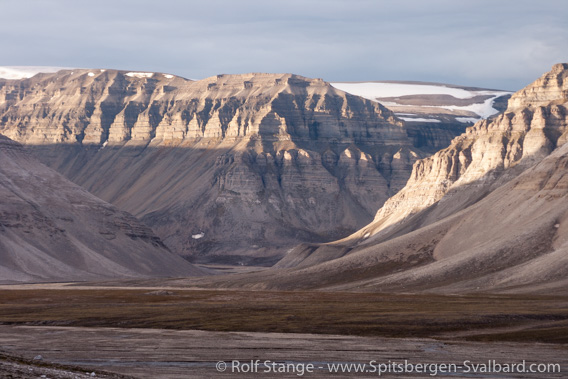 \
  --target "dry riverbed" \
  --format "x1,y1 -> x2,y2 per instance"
0,286 -> 567,378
